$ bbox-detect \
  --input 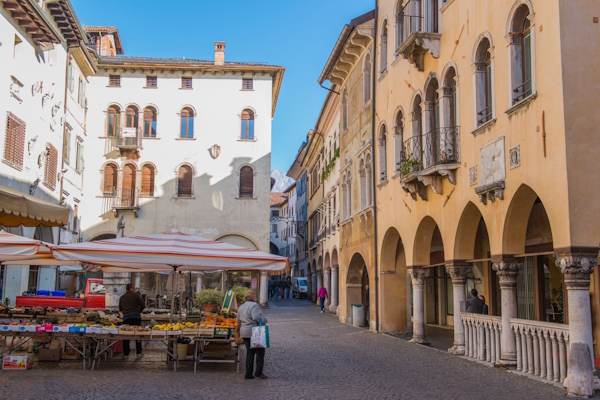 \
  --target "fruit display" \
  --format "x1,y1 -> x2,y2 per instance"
152,323 -> 185,331
201,314 -> 238,328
